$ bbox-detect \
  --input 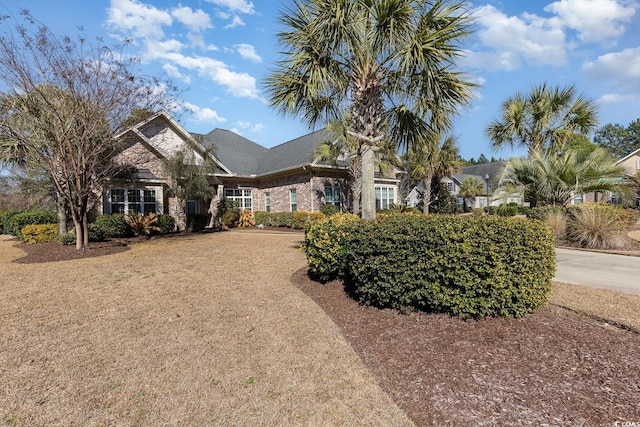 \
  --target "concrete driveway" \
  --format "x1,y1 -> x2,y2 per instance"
555,248 -> 640,295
